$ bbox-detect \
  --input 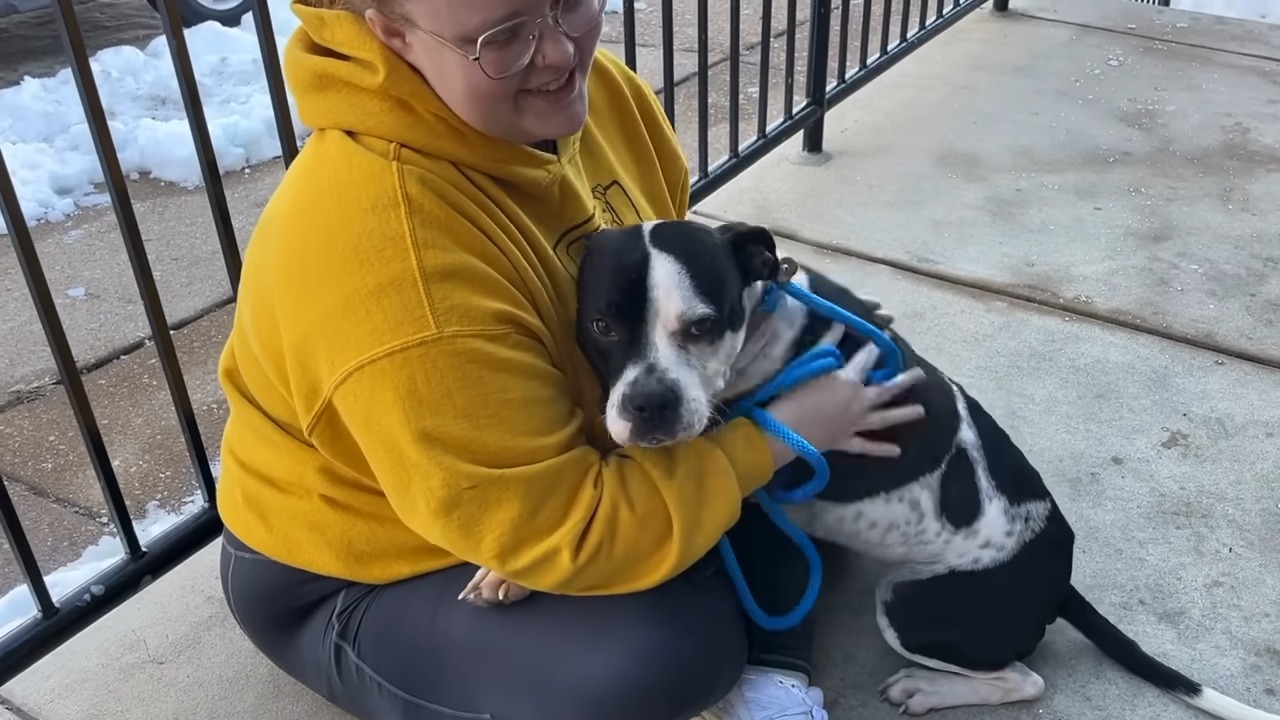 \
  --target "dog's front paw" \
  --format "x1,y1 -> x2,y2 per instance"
458,567 -> 533,607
